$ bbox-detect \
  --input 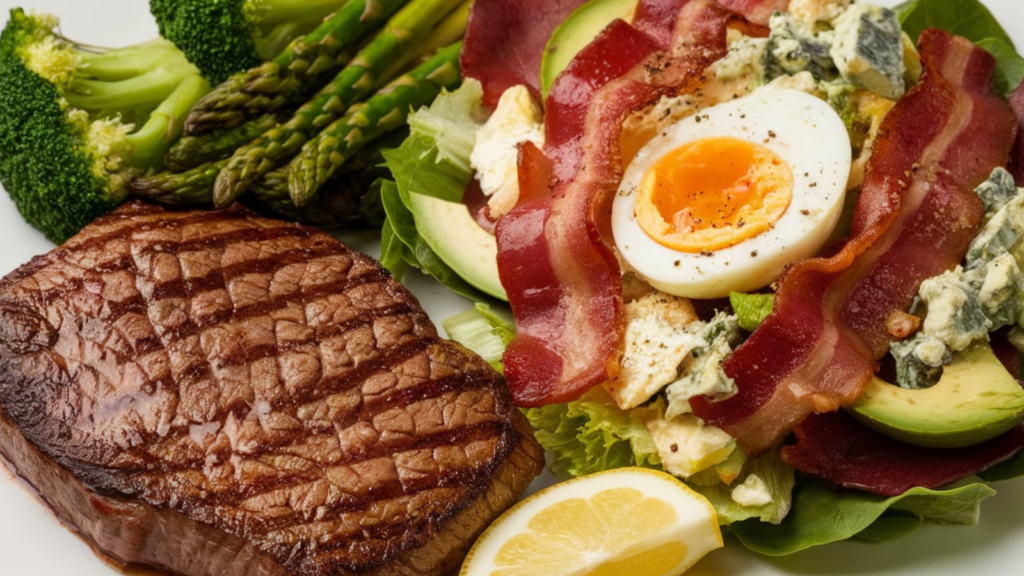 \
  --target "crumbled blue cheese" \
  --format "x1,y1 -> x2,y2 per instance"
789,0 -> 853,25
469,85 -> 544,219
829,3 -> 905,99
604,293 -> 703,410
645,414 -> 736,479
966,183 -> 1024,269
764,11 -> 838,82
918,269 -> 992,353
975,167 -> 1020,219
665,313 -> 741,418
974,252 -> 1024,327
711,31 -> 768,83
890,169 -> 1024,388
731,473 -> 775,507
